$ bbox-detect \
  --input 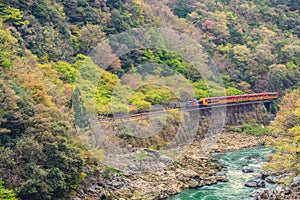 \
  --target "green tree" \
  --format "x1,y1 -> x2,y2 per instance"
192,80 -> 209,98
0,23 -> 18,68
0,3 -> 28,25
54,61 -> 78,84
129,92 -> 151,111
95,71 -> 120,115
226,87 -> 243,95
0,180 -> 18,200
0,81 -> 25,146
